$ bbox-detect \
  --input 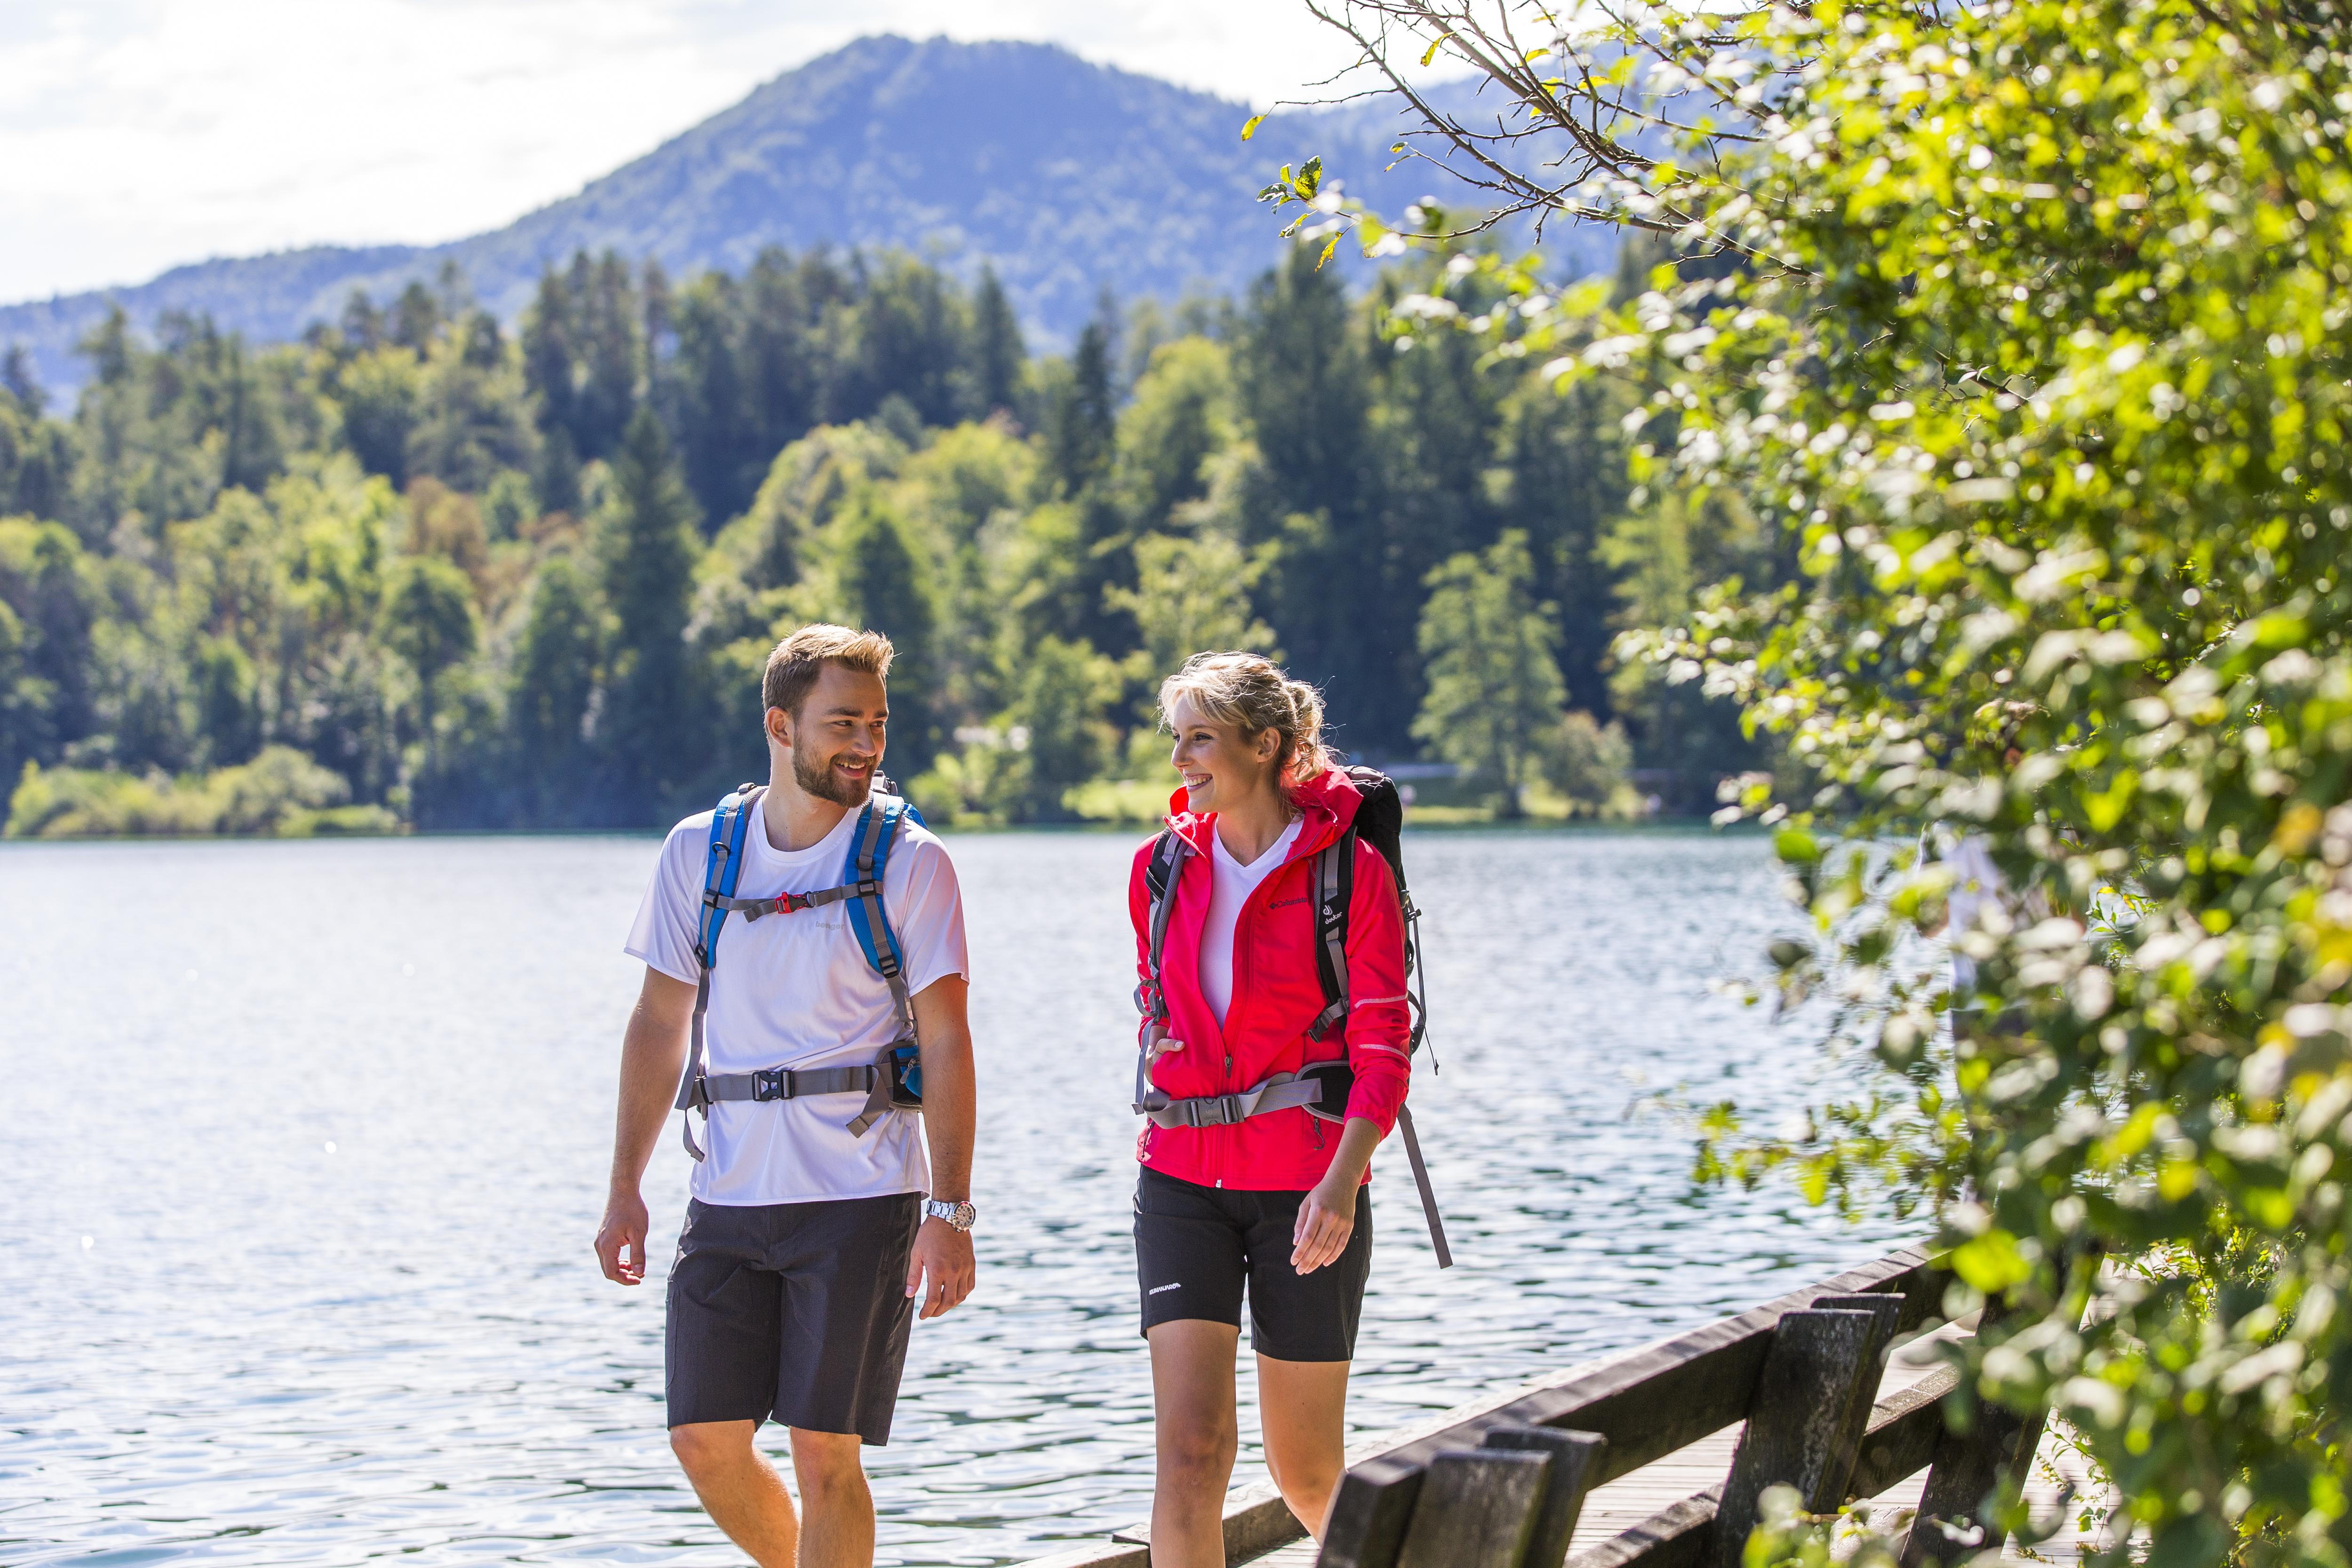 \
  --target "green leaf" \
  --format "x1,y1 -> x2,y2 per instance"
1949,1230 -> 2033,1293
1774,827 -> 1820,864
